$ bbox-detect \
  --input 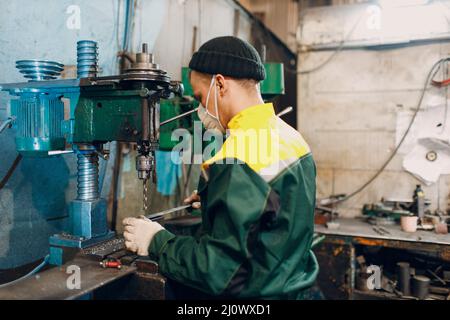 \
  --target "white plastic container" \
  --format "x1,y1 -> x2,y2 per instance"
401,215 -> 418,233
